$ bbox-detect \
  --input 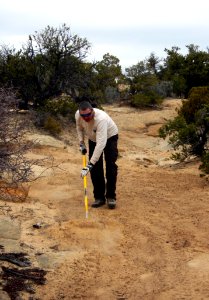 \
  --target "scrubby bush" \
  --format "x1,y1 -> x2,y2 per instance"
159,87 -> 209,173
159,115 -> 199,161
199,152 -> 209,174
44,94 -> 77,118
0,88 -> 54,200
43,116 -> 62,136
0,89 -> 32,185
180,87 -> 209,123
34,94 -> 78,136
131,91 -> 163,108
